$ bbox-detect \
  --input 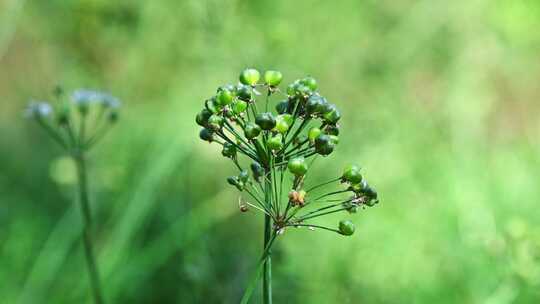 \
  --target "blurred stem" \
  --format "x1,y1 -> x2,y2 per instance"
74,151 -> 105,304
263,168 -> 273,304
